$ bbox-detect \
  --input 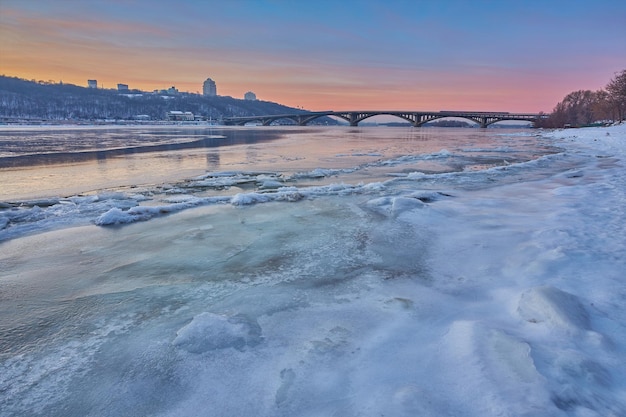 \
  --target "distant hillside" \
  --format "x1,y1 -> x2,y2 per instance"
0,75 -> 310,123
